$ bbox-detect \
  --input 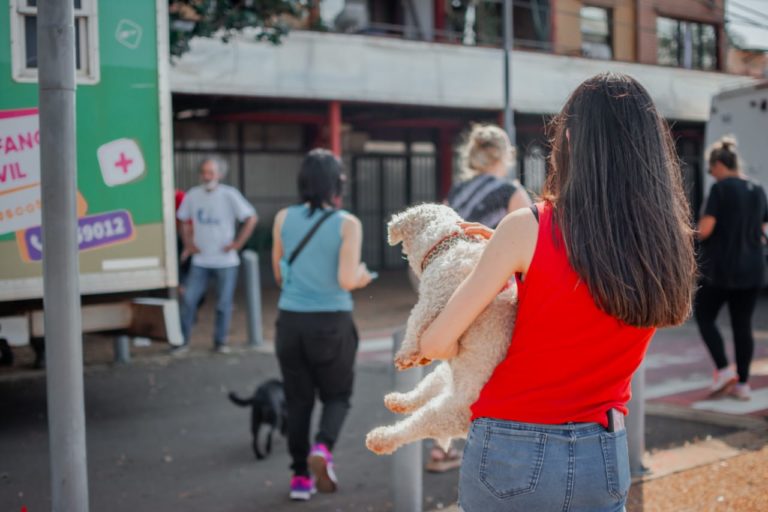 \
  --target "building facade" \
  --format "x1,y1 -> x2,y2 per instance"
170,0 -> 759,270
